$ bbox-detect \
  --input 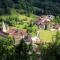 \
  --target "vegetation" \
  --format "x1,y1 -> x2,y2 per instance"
39,30 -> 57,42
39,31 -> 60,60
0,31 -> 60,60
0,14 -> 38,36
54,16 -> 60,24
0,36 -> 15,60
0,0 -> 60,60
0,36 -> 33,60
0,0 -> 60,16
